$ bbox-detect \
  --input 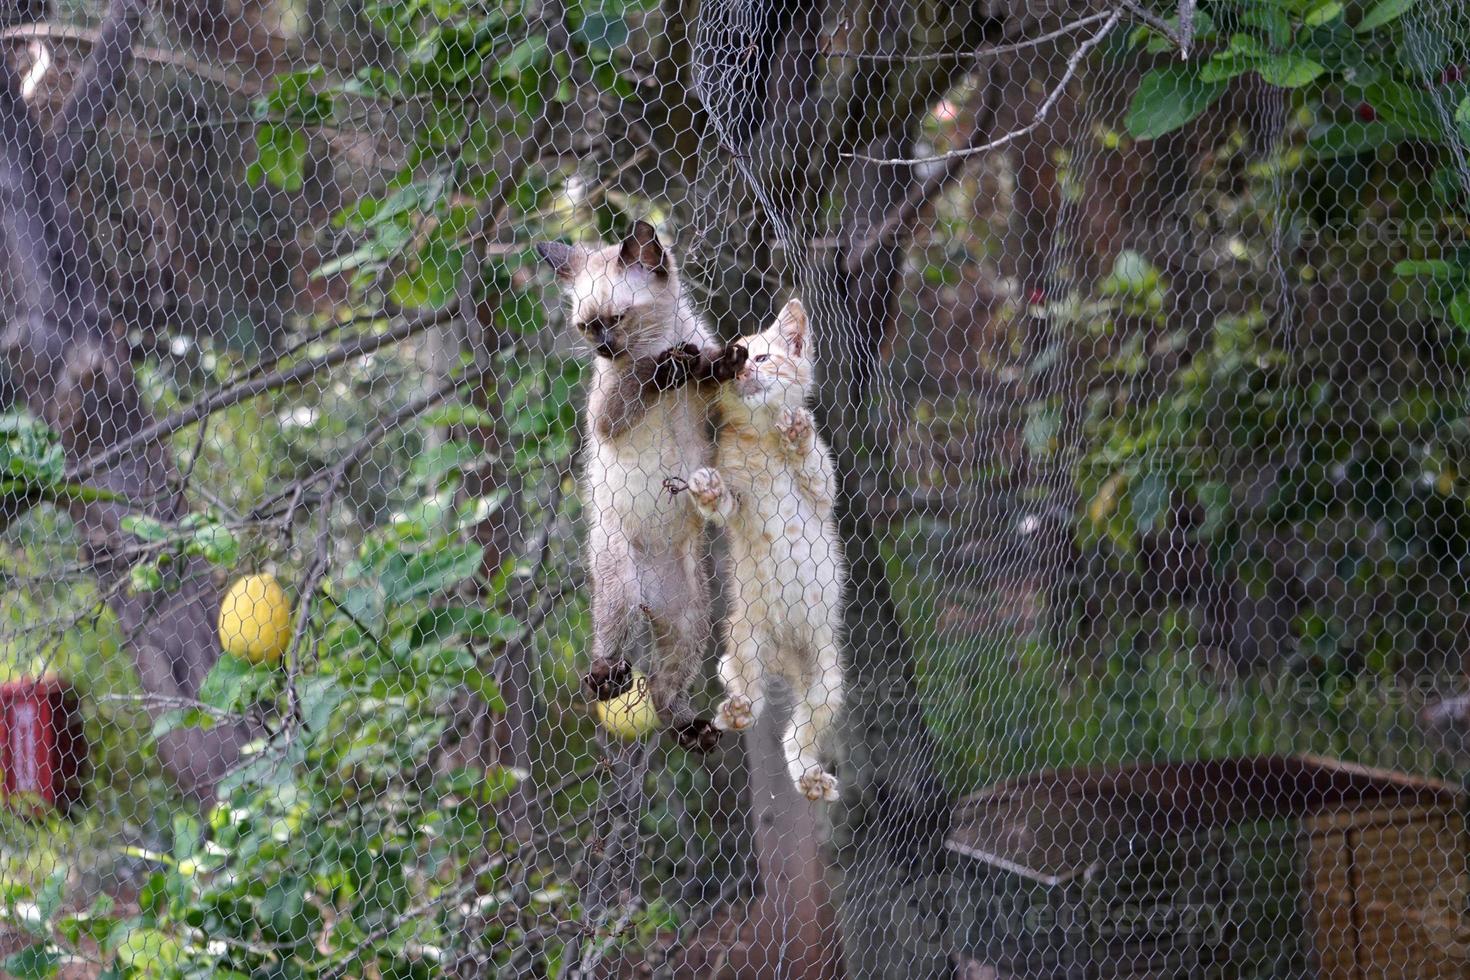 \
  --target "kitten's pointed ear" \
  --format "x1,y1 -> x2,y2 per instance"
620,220 -> 668,275
535,241 -> 575,279
770,297 -> 810,358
